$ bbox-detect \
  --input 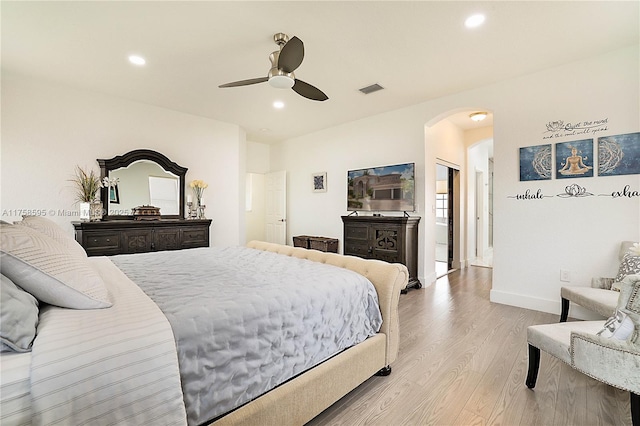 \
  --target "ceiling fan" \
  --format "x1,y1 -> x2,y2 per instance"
219,33 -> 328,102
